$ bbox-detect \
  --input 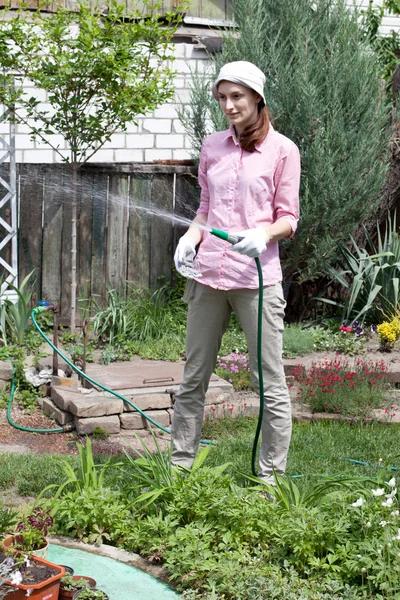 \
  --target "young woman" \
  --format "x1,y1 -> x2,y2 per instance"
172,61 -> 301,484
